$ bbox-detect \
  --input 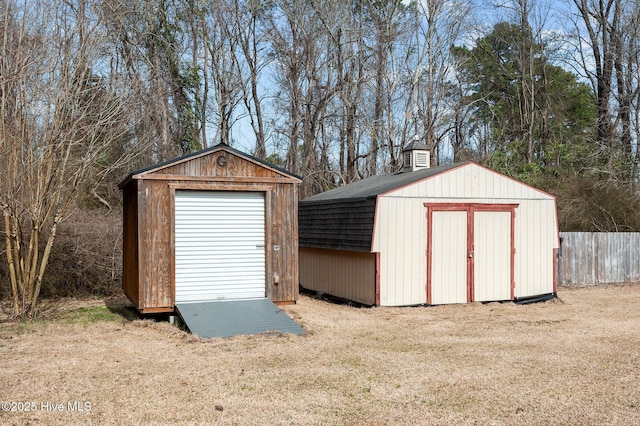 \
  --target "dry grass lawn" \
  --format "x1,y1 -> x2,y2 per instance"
1,285 -> 639,425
